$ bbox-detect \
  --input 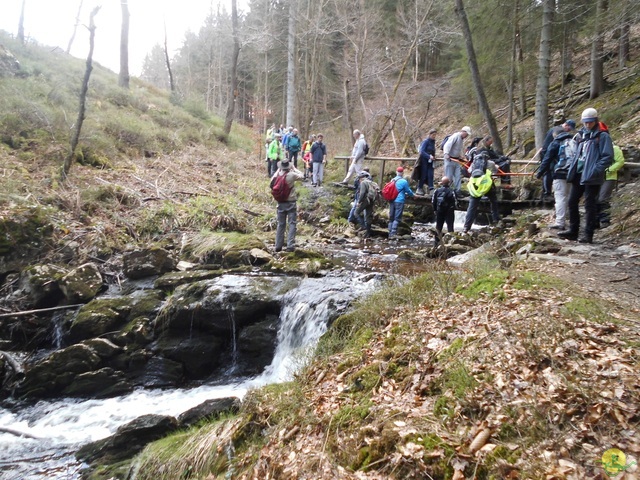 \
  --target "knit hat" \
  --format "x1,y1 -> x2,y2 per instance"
358,171 -> 371,178
565,119 -> 576,129
581,108 -> 598,123
396,167 -> 404,173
